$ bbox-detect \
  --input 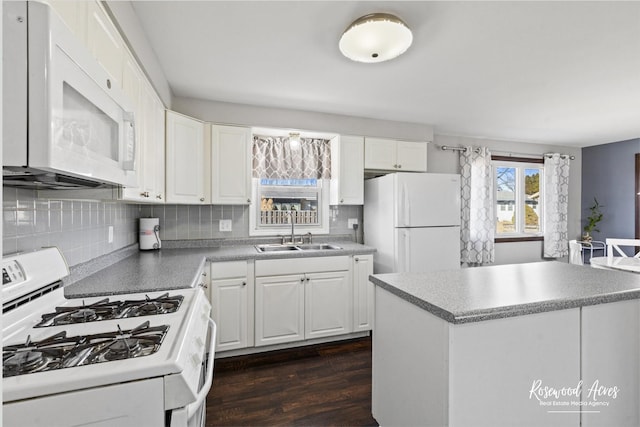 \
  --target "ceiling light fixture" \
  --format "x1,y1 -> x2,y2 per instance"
339,13 -> 413,63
